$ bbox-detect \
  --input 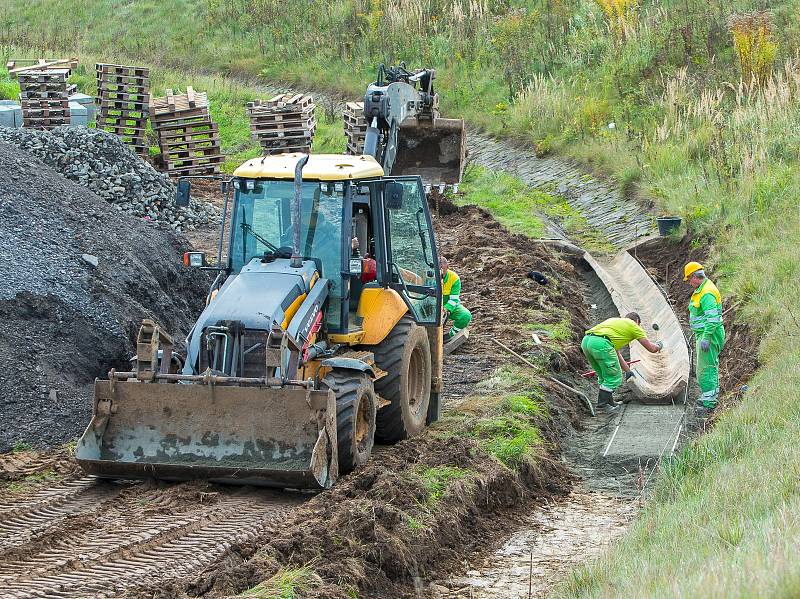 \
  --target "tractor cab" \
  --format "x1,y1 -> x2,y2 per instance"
224,153 -> 441,341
